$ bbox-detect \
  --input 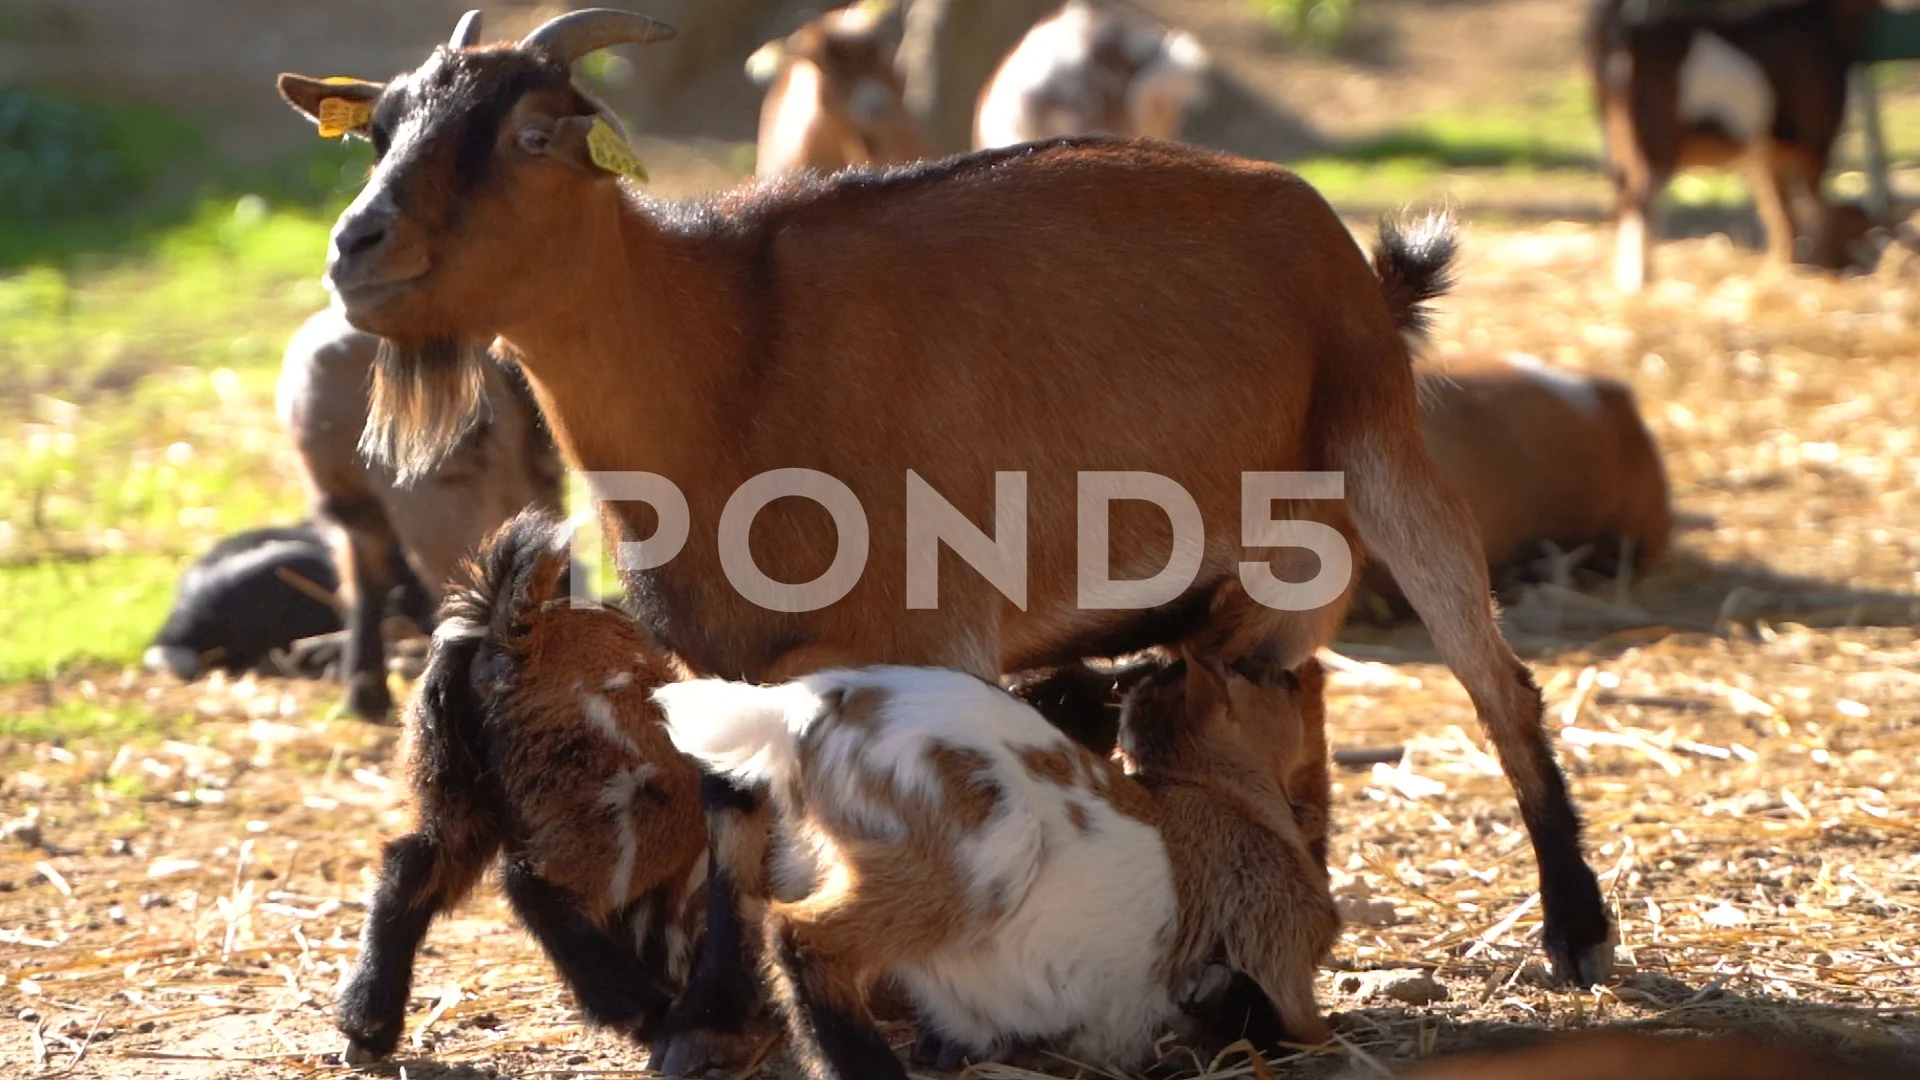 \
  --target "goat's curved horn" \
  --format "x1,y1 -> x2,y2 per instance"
449,10 -> 483,48
519,8 -> 677,64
